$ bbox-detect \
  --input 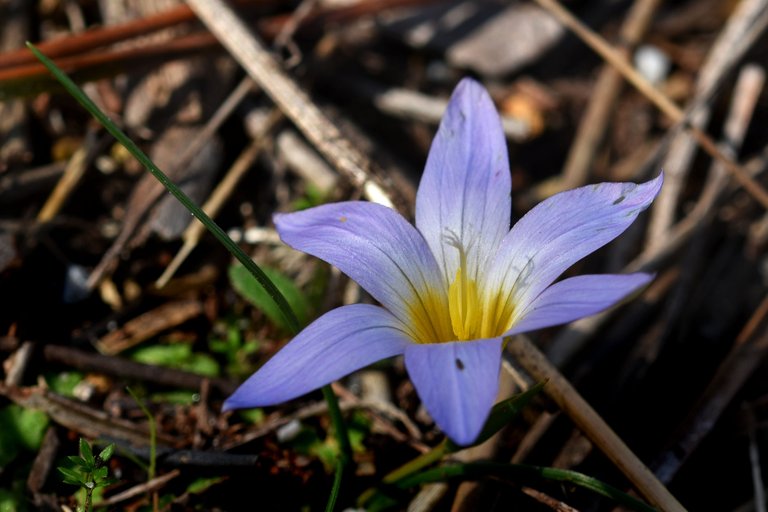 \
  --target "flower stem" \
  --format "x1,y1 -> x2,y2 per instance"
322,386 -> 353,465
383,439 -> 449,484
